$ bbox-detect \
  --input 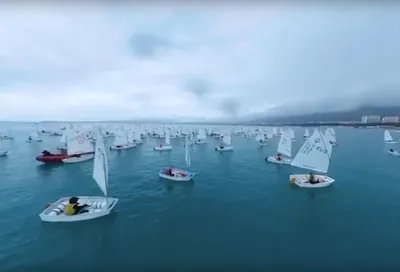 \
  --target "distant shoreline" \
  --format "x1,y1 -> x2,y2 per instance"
252,122 -> 400,128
